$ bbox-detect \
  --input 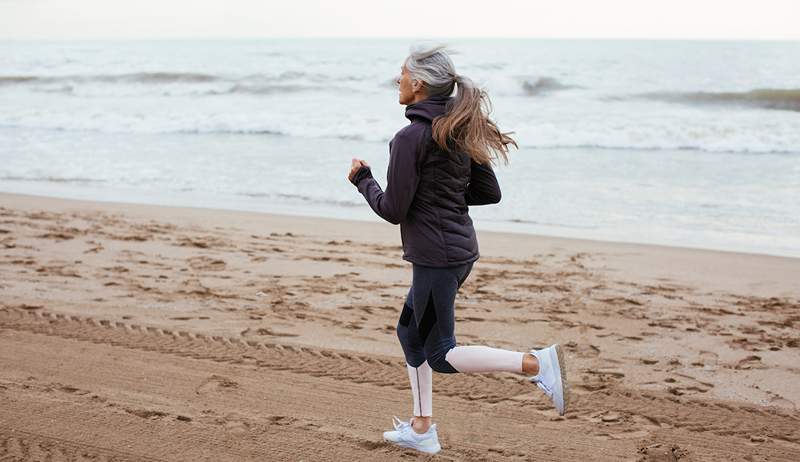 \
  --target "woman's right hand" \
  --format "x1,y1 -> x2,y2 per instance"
347,158 -> 369,183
